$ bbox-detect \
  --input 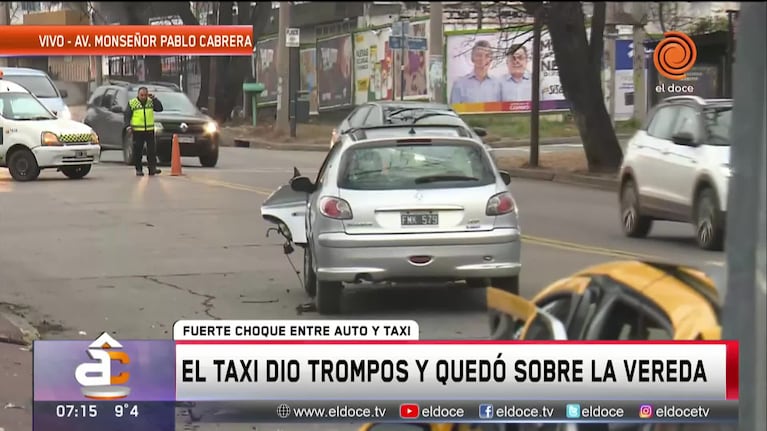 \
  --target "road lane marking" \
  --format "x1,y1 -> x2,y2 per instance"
178,175 -> 725,266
